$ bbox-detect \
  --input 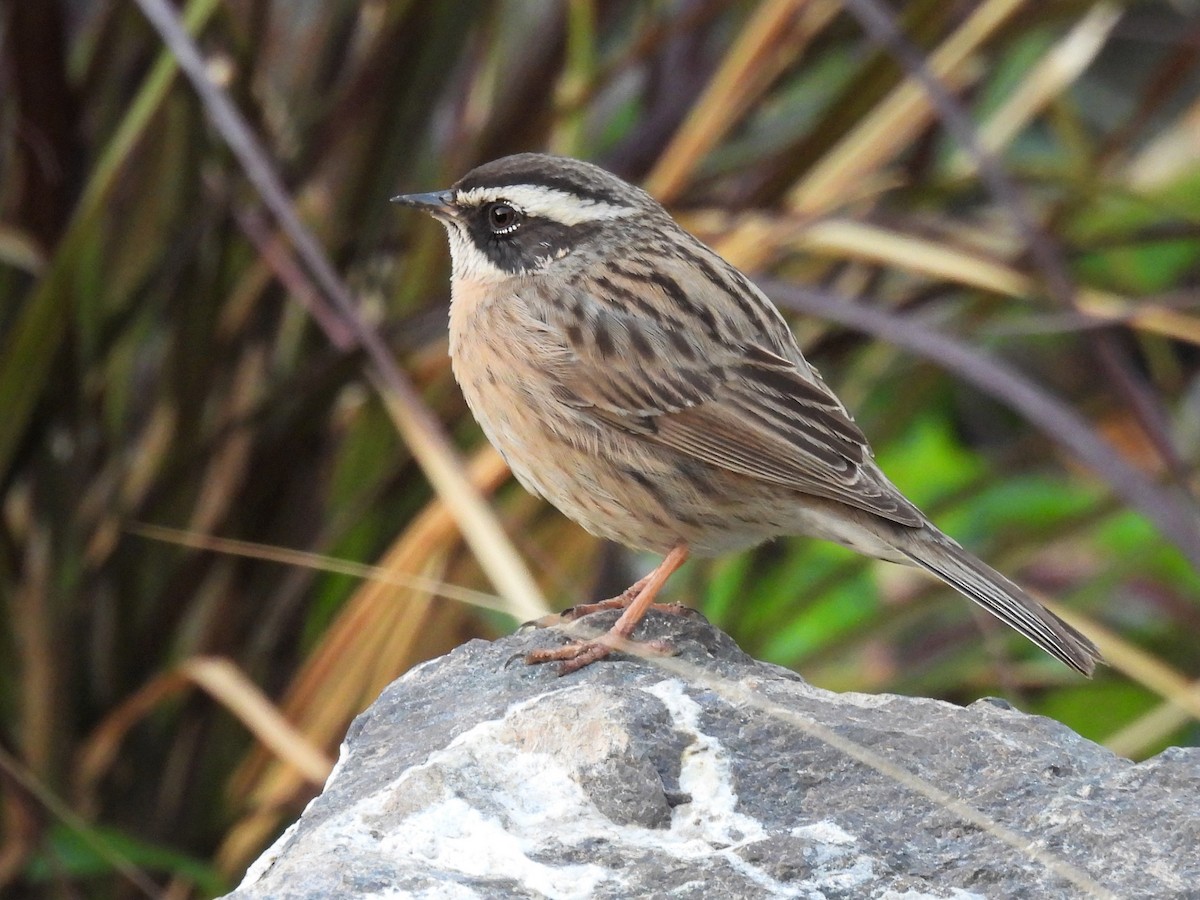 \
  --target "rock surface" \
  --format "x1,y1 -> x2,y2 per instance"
227,611 -> 1199,899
